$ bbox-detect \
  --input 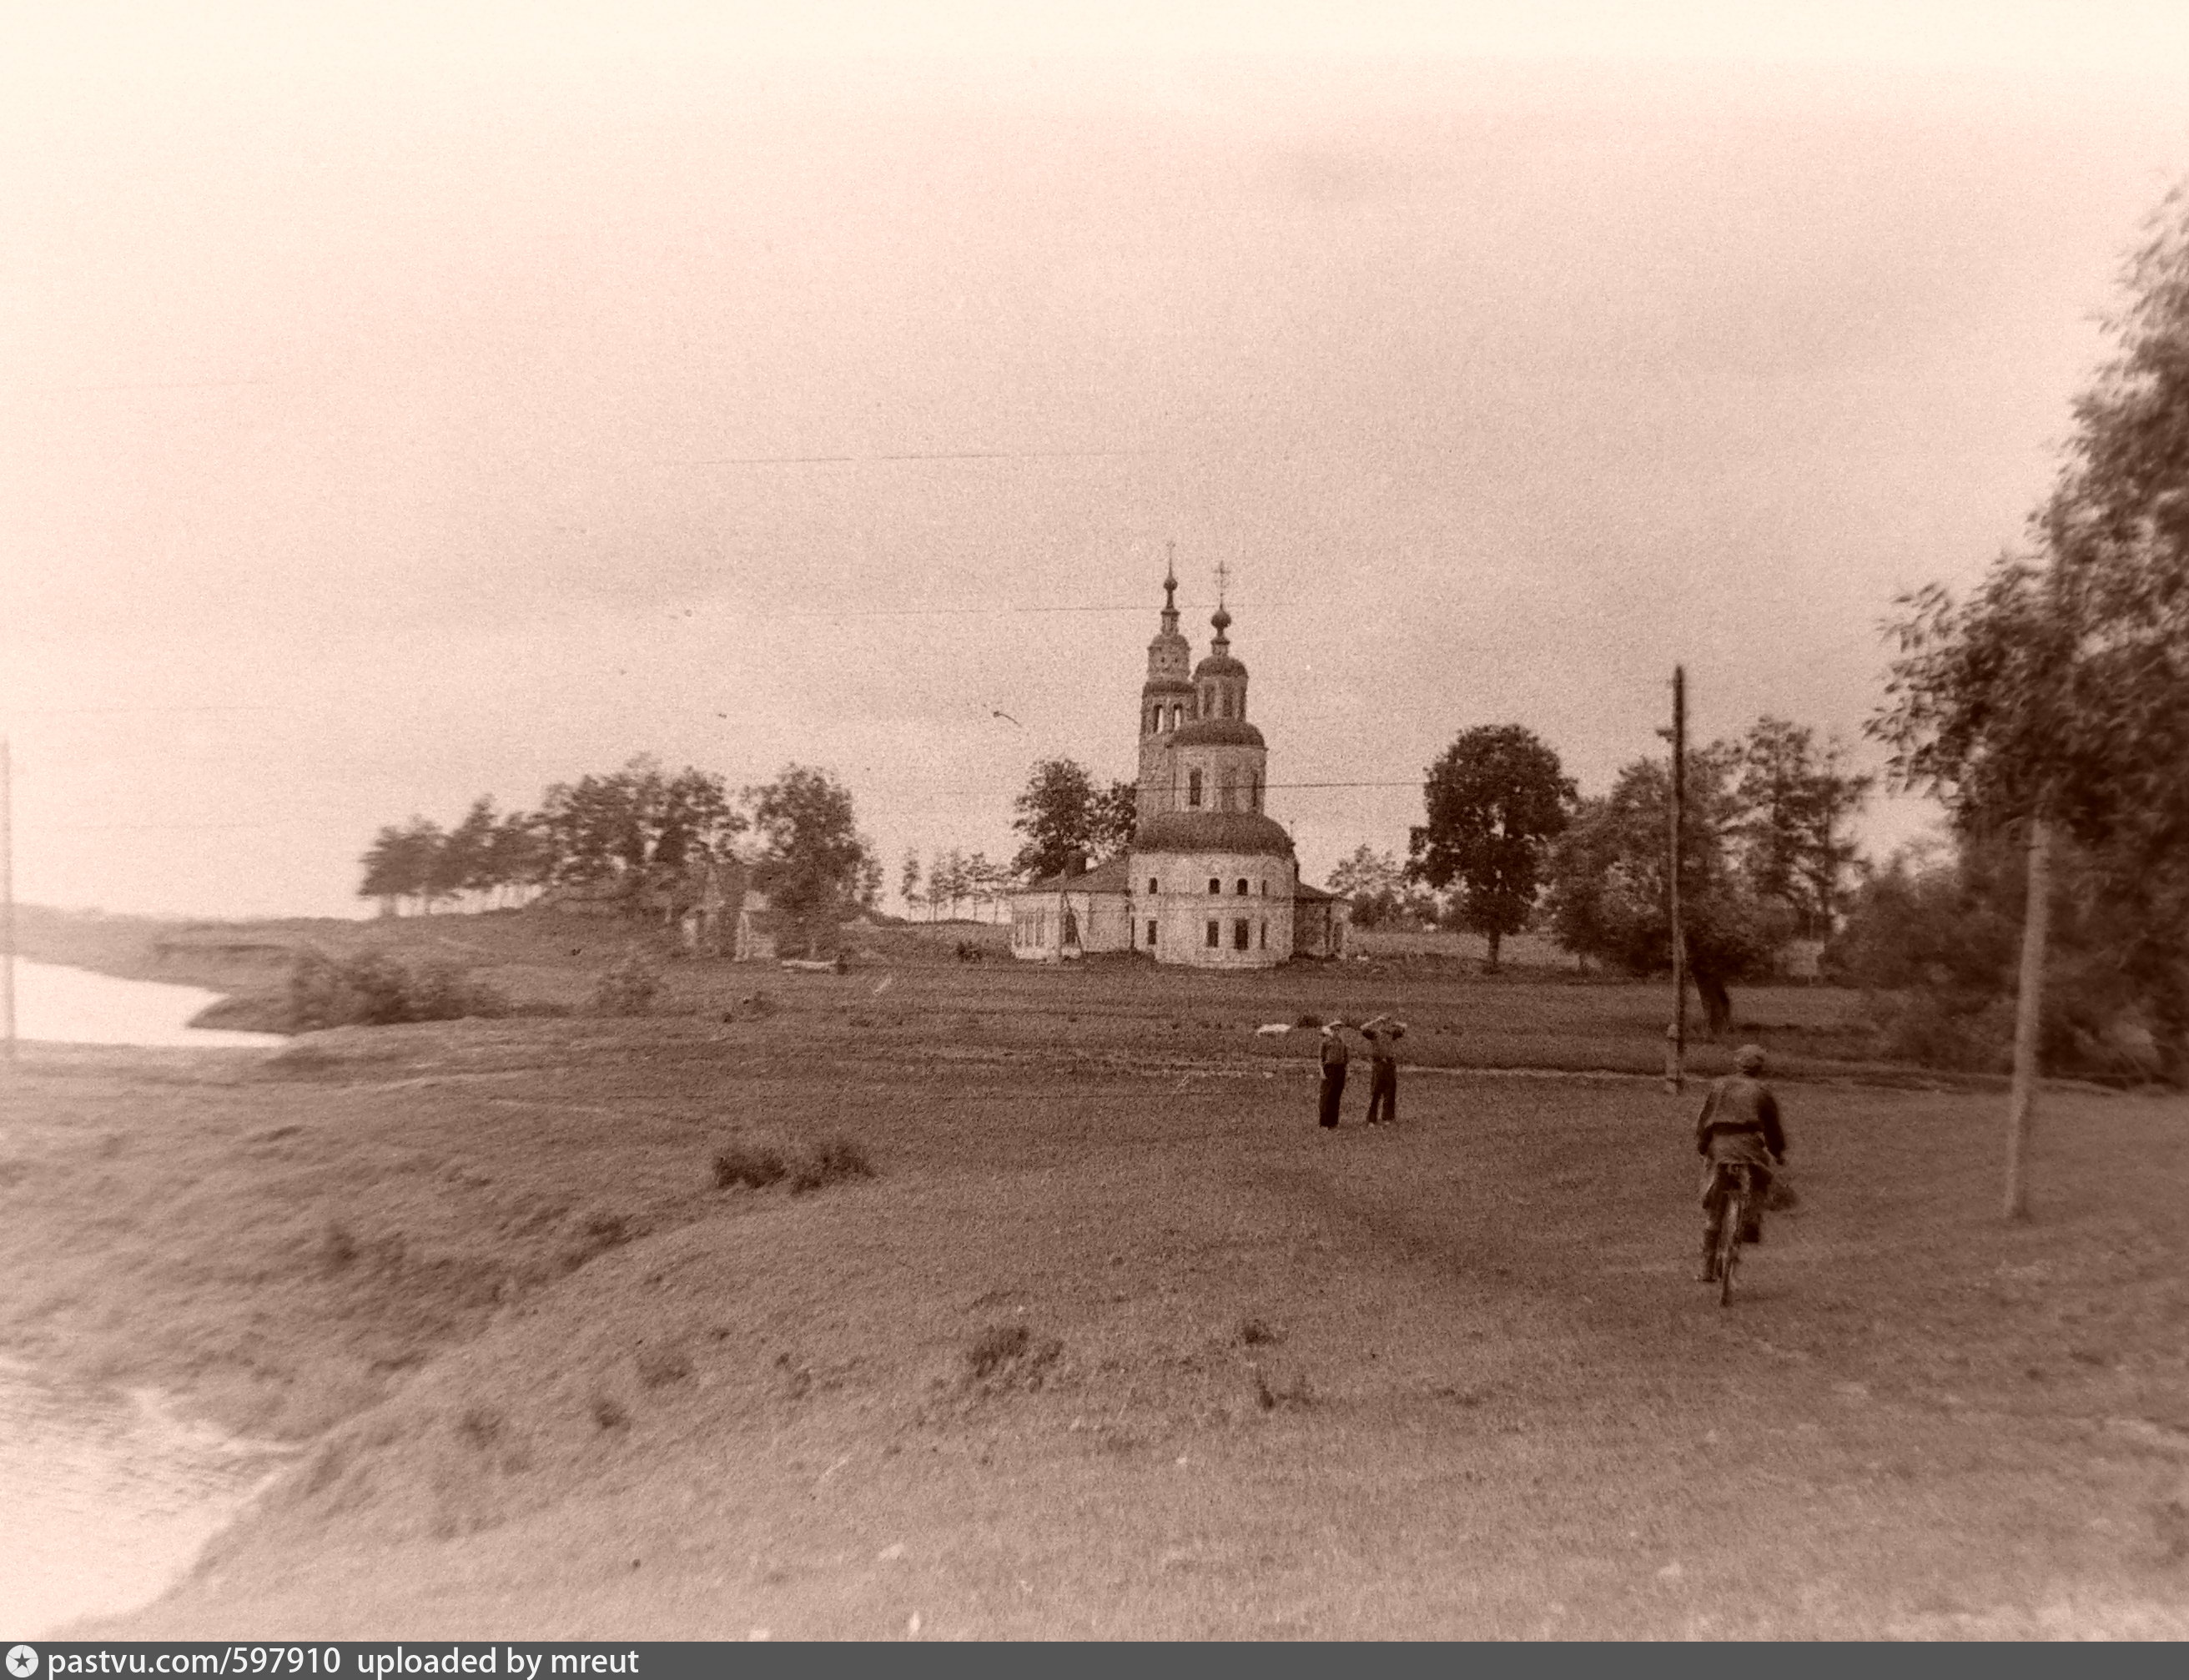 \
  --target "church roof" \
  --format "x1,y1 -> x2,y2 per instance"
1294,880 -> 1344,903
1018,853 -> 1134,894
1193,653 -> 1247,679
1133,810 -> 1296,857
1169,717 -> 1266,748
